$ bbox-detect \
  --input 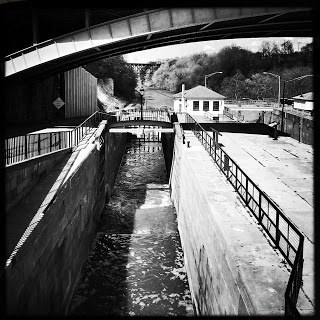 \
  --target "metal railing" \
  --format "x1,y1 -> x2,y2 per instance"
185,113 -> 304,318
4,111 -> 112,166
225,98 -> 277,106
72,111 -> 112,146
273,105 -> 313,120
117,109 -> 171,122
